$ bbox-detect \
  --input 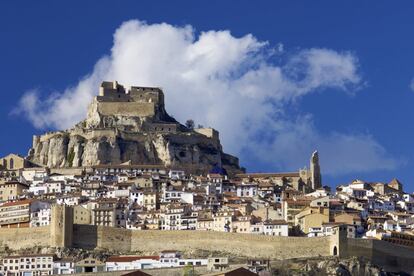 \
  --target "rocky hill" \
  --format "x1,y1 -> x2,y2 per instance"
27,81 -> 243,175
